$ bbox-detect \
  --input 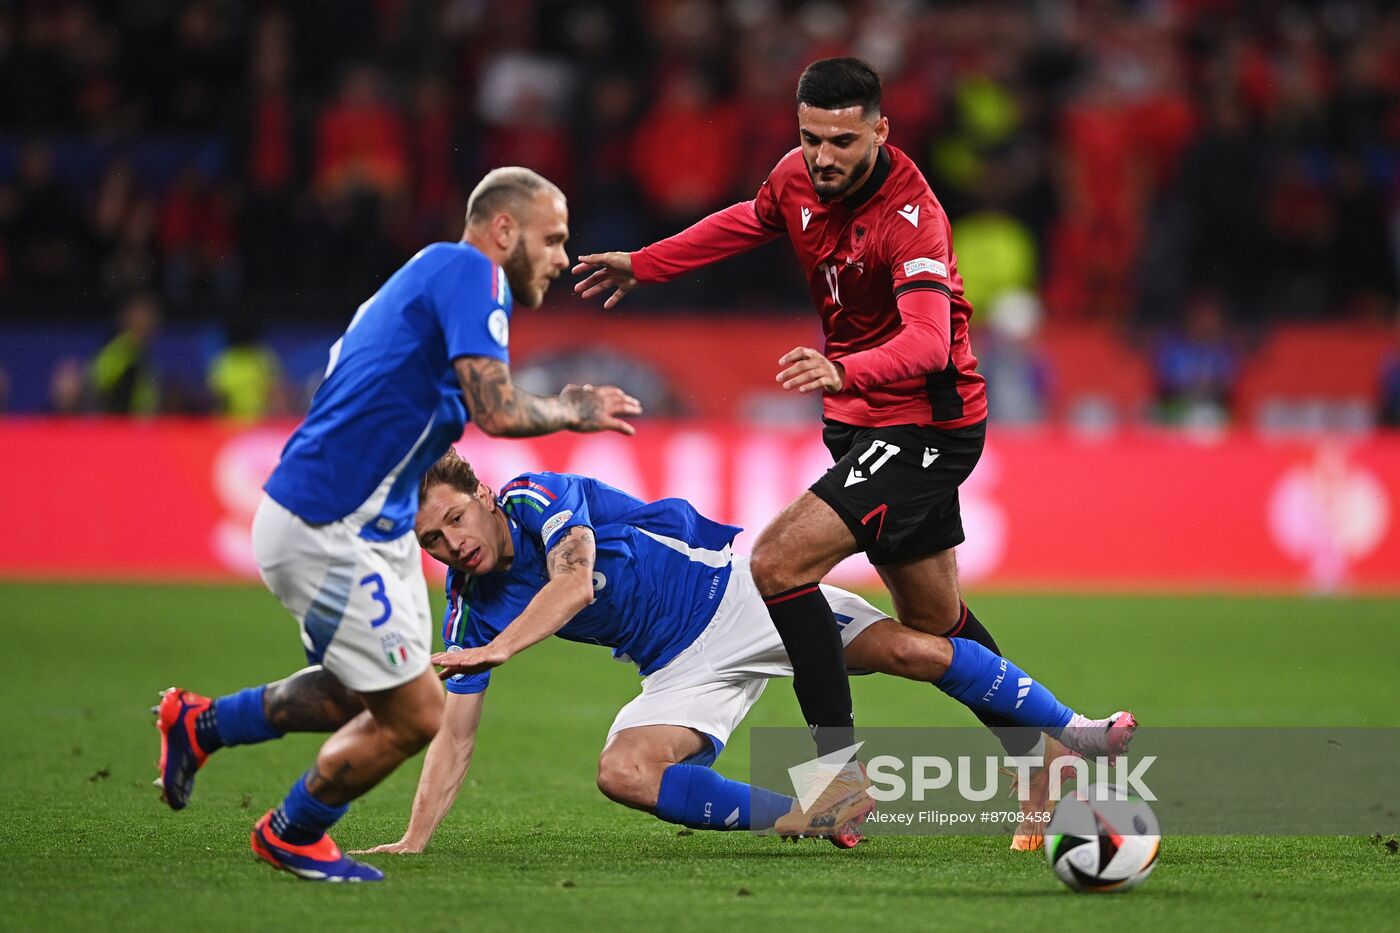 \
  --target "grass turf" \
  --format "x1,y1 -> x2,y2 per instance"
0,583 -> 1397,931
